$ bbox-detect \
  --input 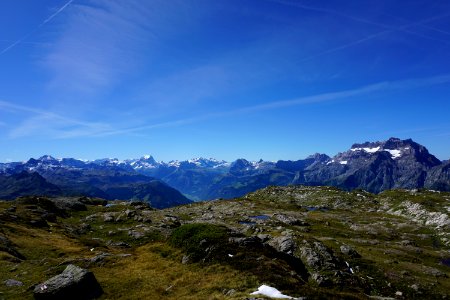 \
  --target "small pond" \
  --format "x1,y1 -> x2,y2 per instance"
238,215 -> 270,226
249,215 -> 270,220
